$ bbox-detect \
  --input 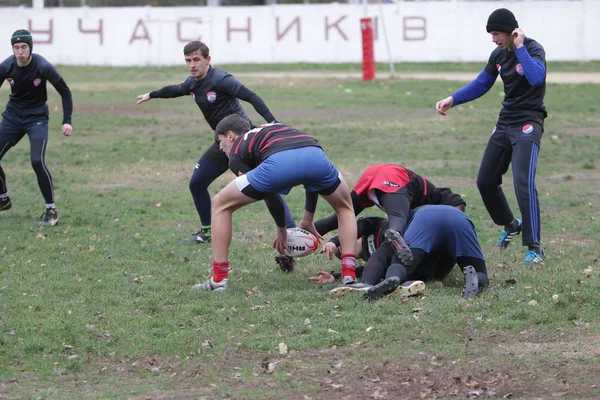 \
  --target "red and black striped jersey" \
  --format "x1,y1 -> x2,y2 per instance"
228,123 -> 322,175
